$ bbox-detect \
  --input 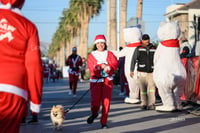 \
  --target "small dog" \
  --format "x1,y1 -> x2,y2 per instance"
50,105 -> 65,130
